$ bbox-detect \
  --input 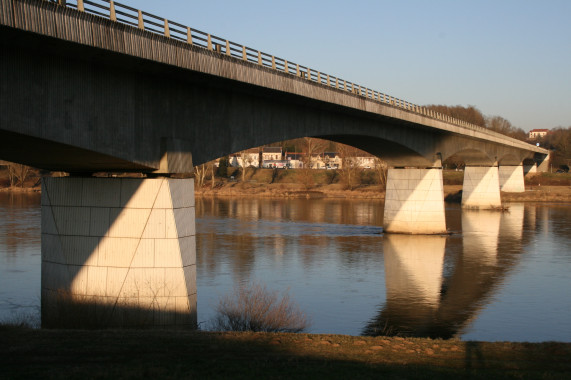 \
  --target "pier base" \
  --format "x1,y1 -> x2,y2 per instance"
41,177 -> 197,328
383,168 -> 447,234
461,166 -> 502,209
499,165 -> 525,193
